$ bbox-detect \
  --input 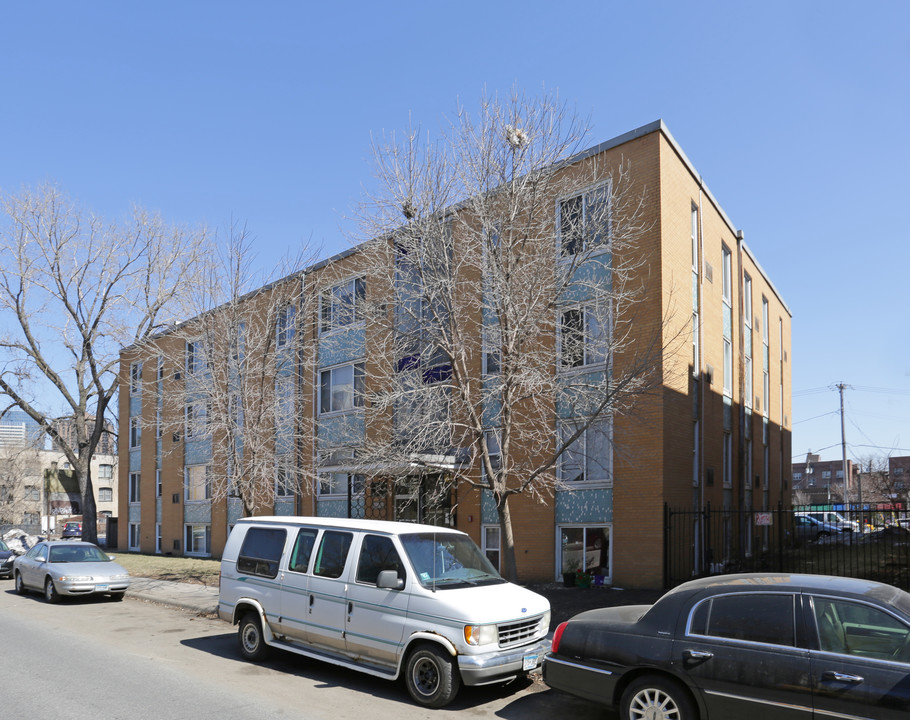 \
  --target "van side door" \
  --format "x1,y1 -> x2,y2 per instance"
278,527 -> 318,643
344,533 -> 410,667
306,530 -> 354,654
